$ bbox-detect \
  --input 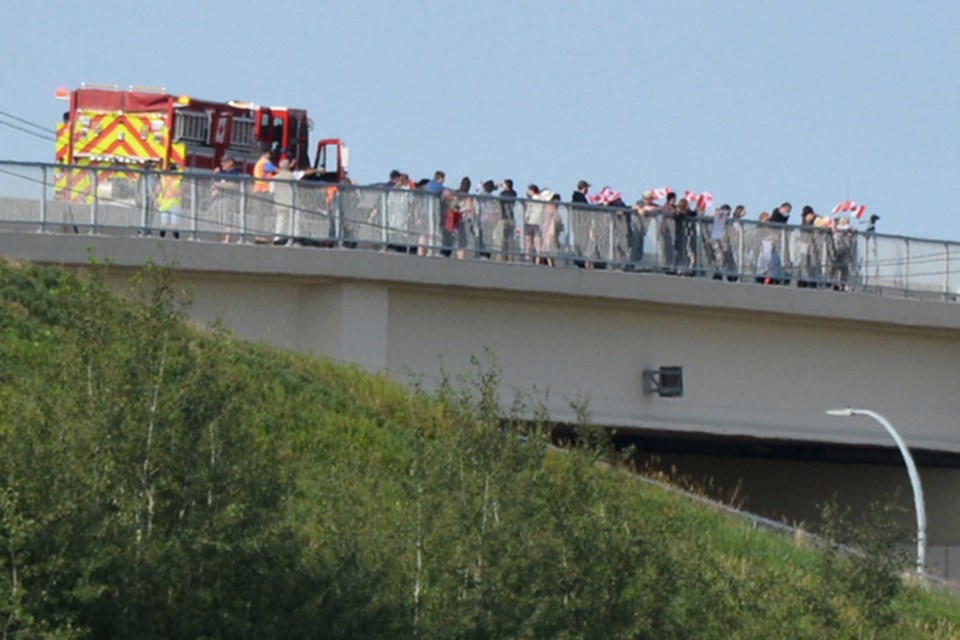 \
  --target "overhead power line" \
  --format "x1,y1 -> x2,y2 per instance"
0,119 -> 55,142
0,109 -> 56,135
